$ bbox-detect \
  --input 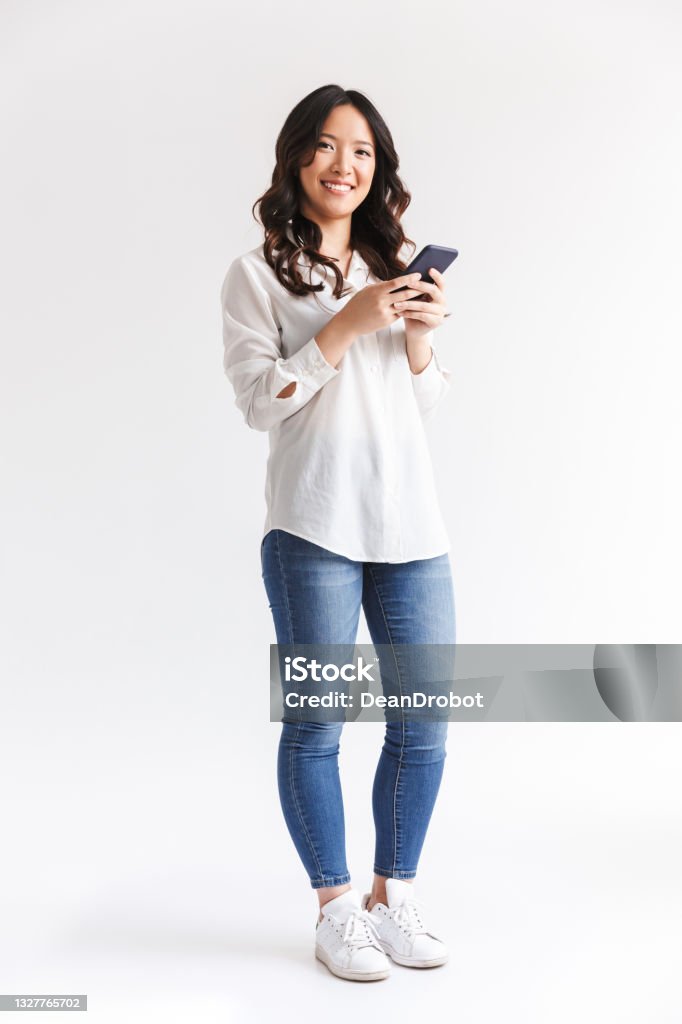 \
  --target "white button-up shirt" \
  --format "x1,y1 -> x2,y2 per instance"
220,235 -> 453,563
